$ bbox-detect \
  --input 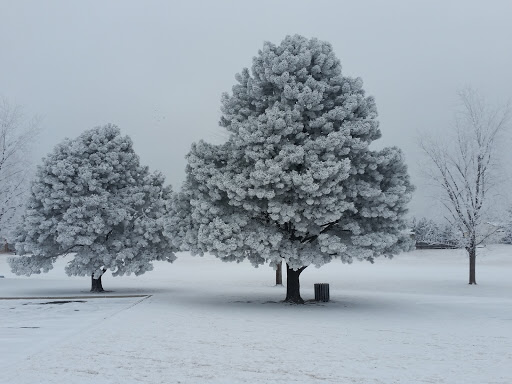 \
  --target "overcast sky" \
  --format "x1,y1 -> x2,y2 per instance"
1,0 -> 511,218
